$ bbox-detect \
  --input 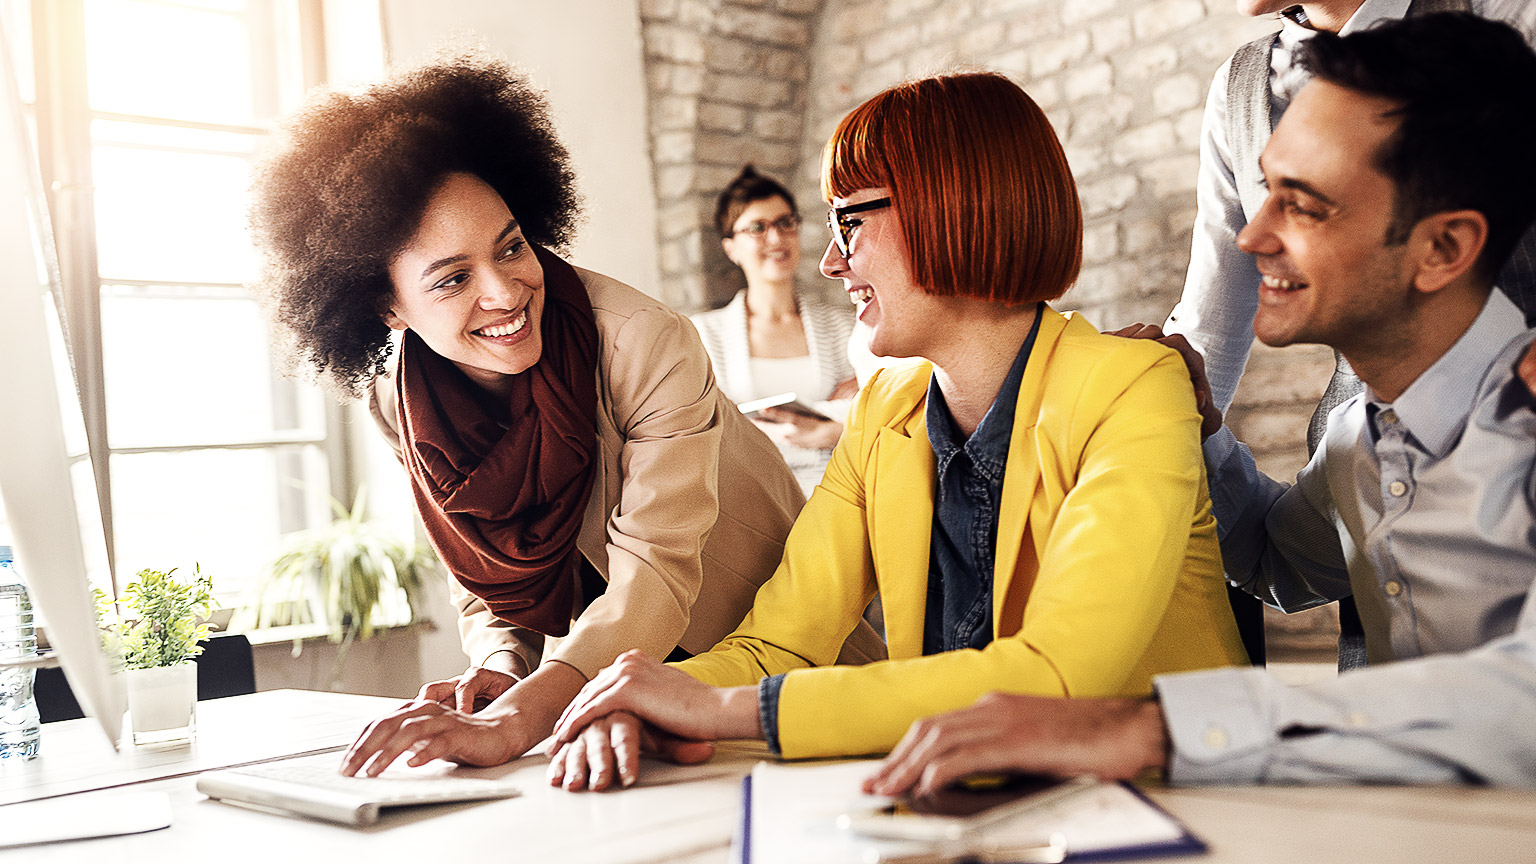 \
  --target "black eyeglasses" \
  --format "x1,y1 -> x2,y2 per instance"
826,197 -> 891,258
731,214 -> 801,238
